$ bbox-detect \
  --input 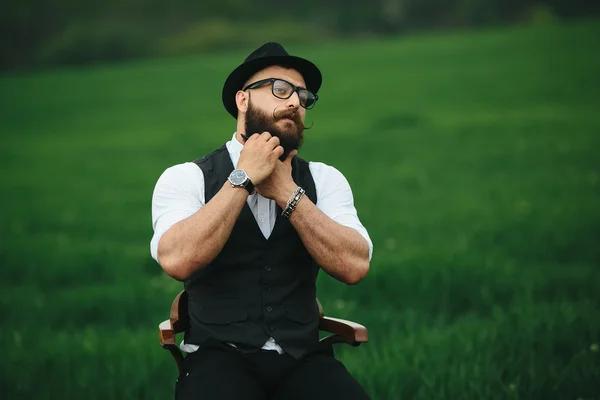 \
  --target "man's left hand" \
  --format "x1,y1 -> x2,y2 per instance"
255,150 -> 298,206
